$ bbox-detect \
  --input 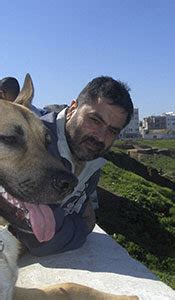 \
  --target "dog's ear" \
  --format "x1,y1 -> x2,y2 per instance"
15,74 -> 34,107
